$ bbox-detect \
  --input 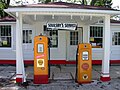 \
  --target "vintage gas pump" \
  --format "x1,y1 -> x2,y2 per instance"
34,35 -> 49,84
76,43 -> 92,83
